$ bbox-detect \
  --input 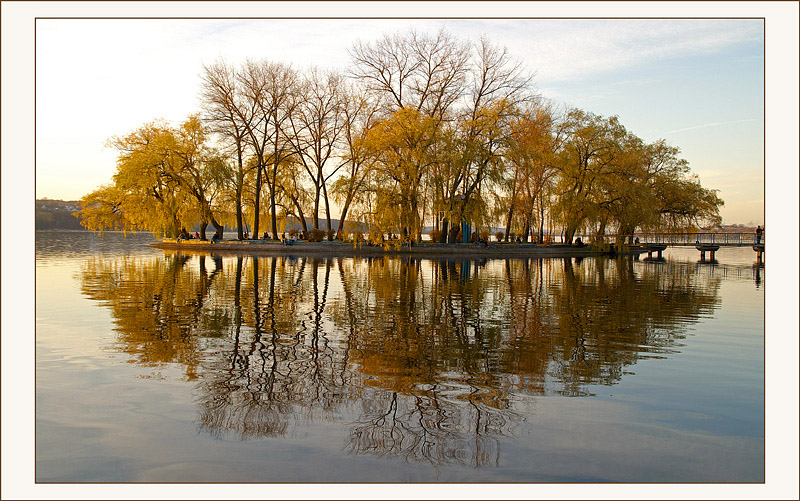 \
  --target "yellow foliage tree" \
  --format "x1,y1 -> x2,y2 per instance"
363,108 -> 441,241
76,116 -> 227,238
